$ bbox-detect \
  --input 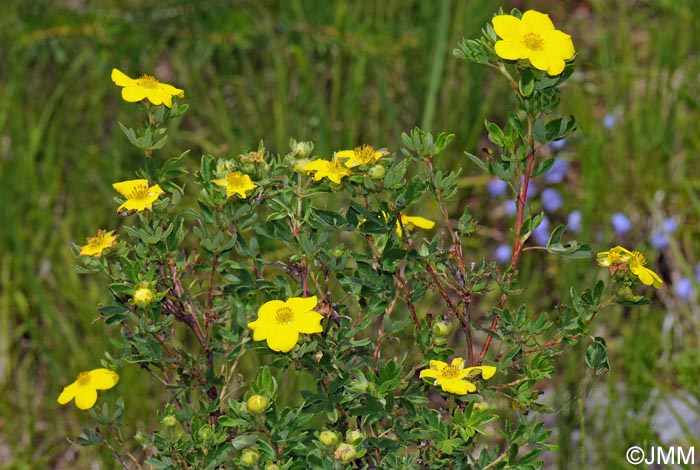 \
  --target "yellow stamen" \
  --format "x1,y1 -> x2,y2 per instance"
137,75 -> 159,89
275,307 -> 294,324
523,32 -> 545,51
440,364 -> 461,378
128,183 -> 150,199
76,372 -> 90,386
